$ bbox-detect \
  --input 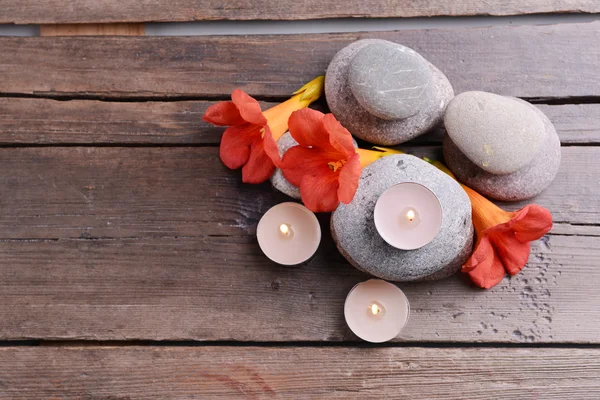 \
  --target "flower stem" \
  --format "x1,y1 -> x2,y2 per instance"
263,76 -> 325,141
357,147 -> 404,168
